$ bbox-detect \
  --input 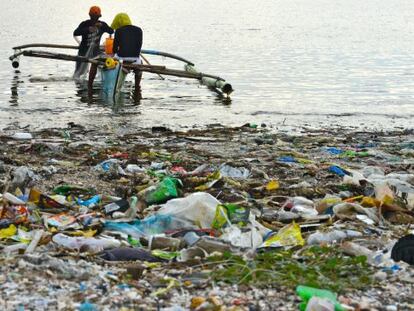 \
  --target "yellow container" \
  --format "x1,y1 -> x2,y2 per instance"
105,37 -> 114,55
105,58 -> 117,69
